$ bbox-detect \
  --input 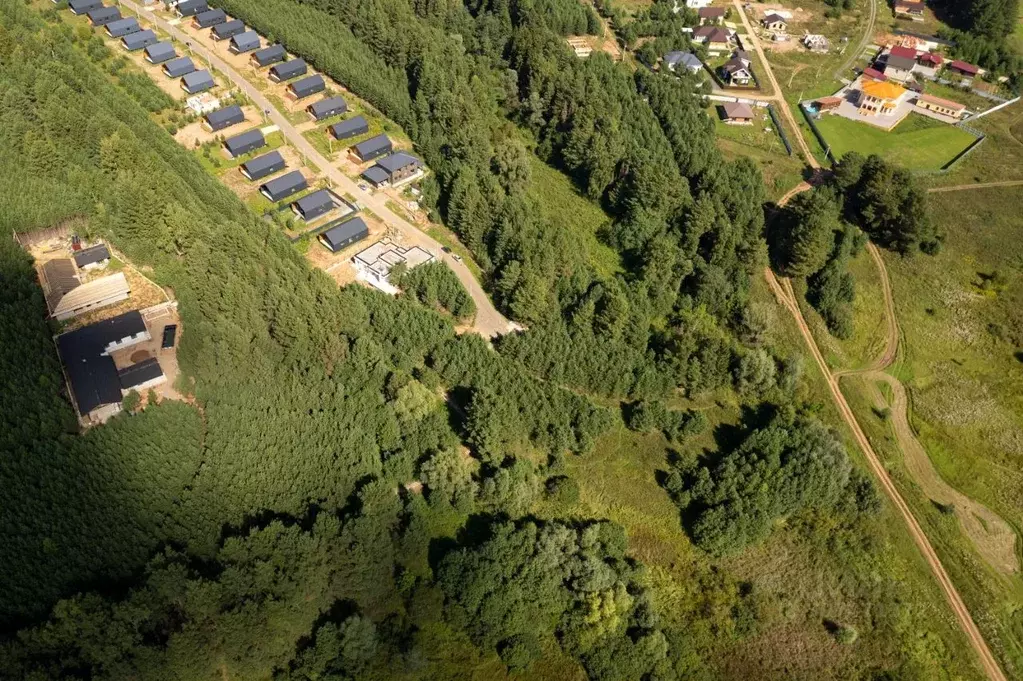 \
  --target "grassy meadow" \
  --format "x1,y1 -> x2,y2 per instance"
815,113 -> 977,171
